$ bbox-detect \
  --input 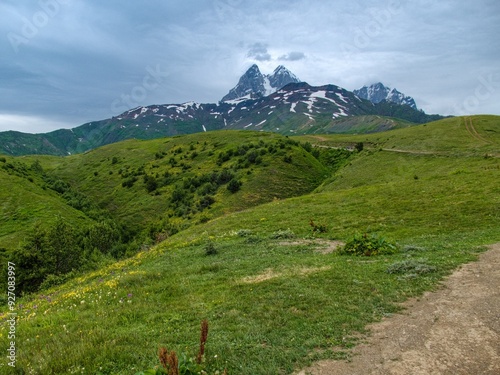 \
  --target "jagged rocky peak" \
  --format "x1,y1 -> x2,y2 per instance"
221,64 -> 266,102
222,64 -> 301,102
268,65 -> 300,89
354,82 -> 417,109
